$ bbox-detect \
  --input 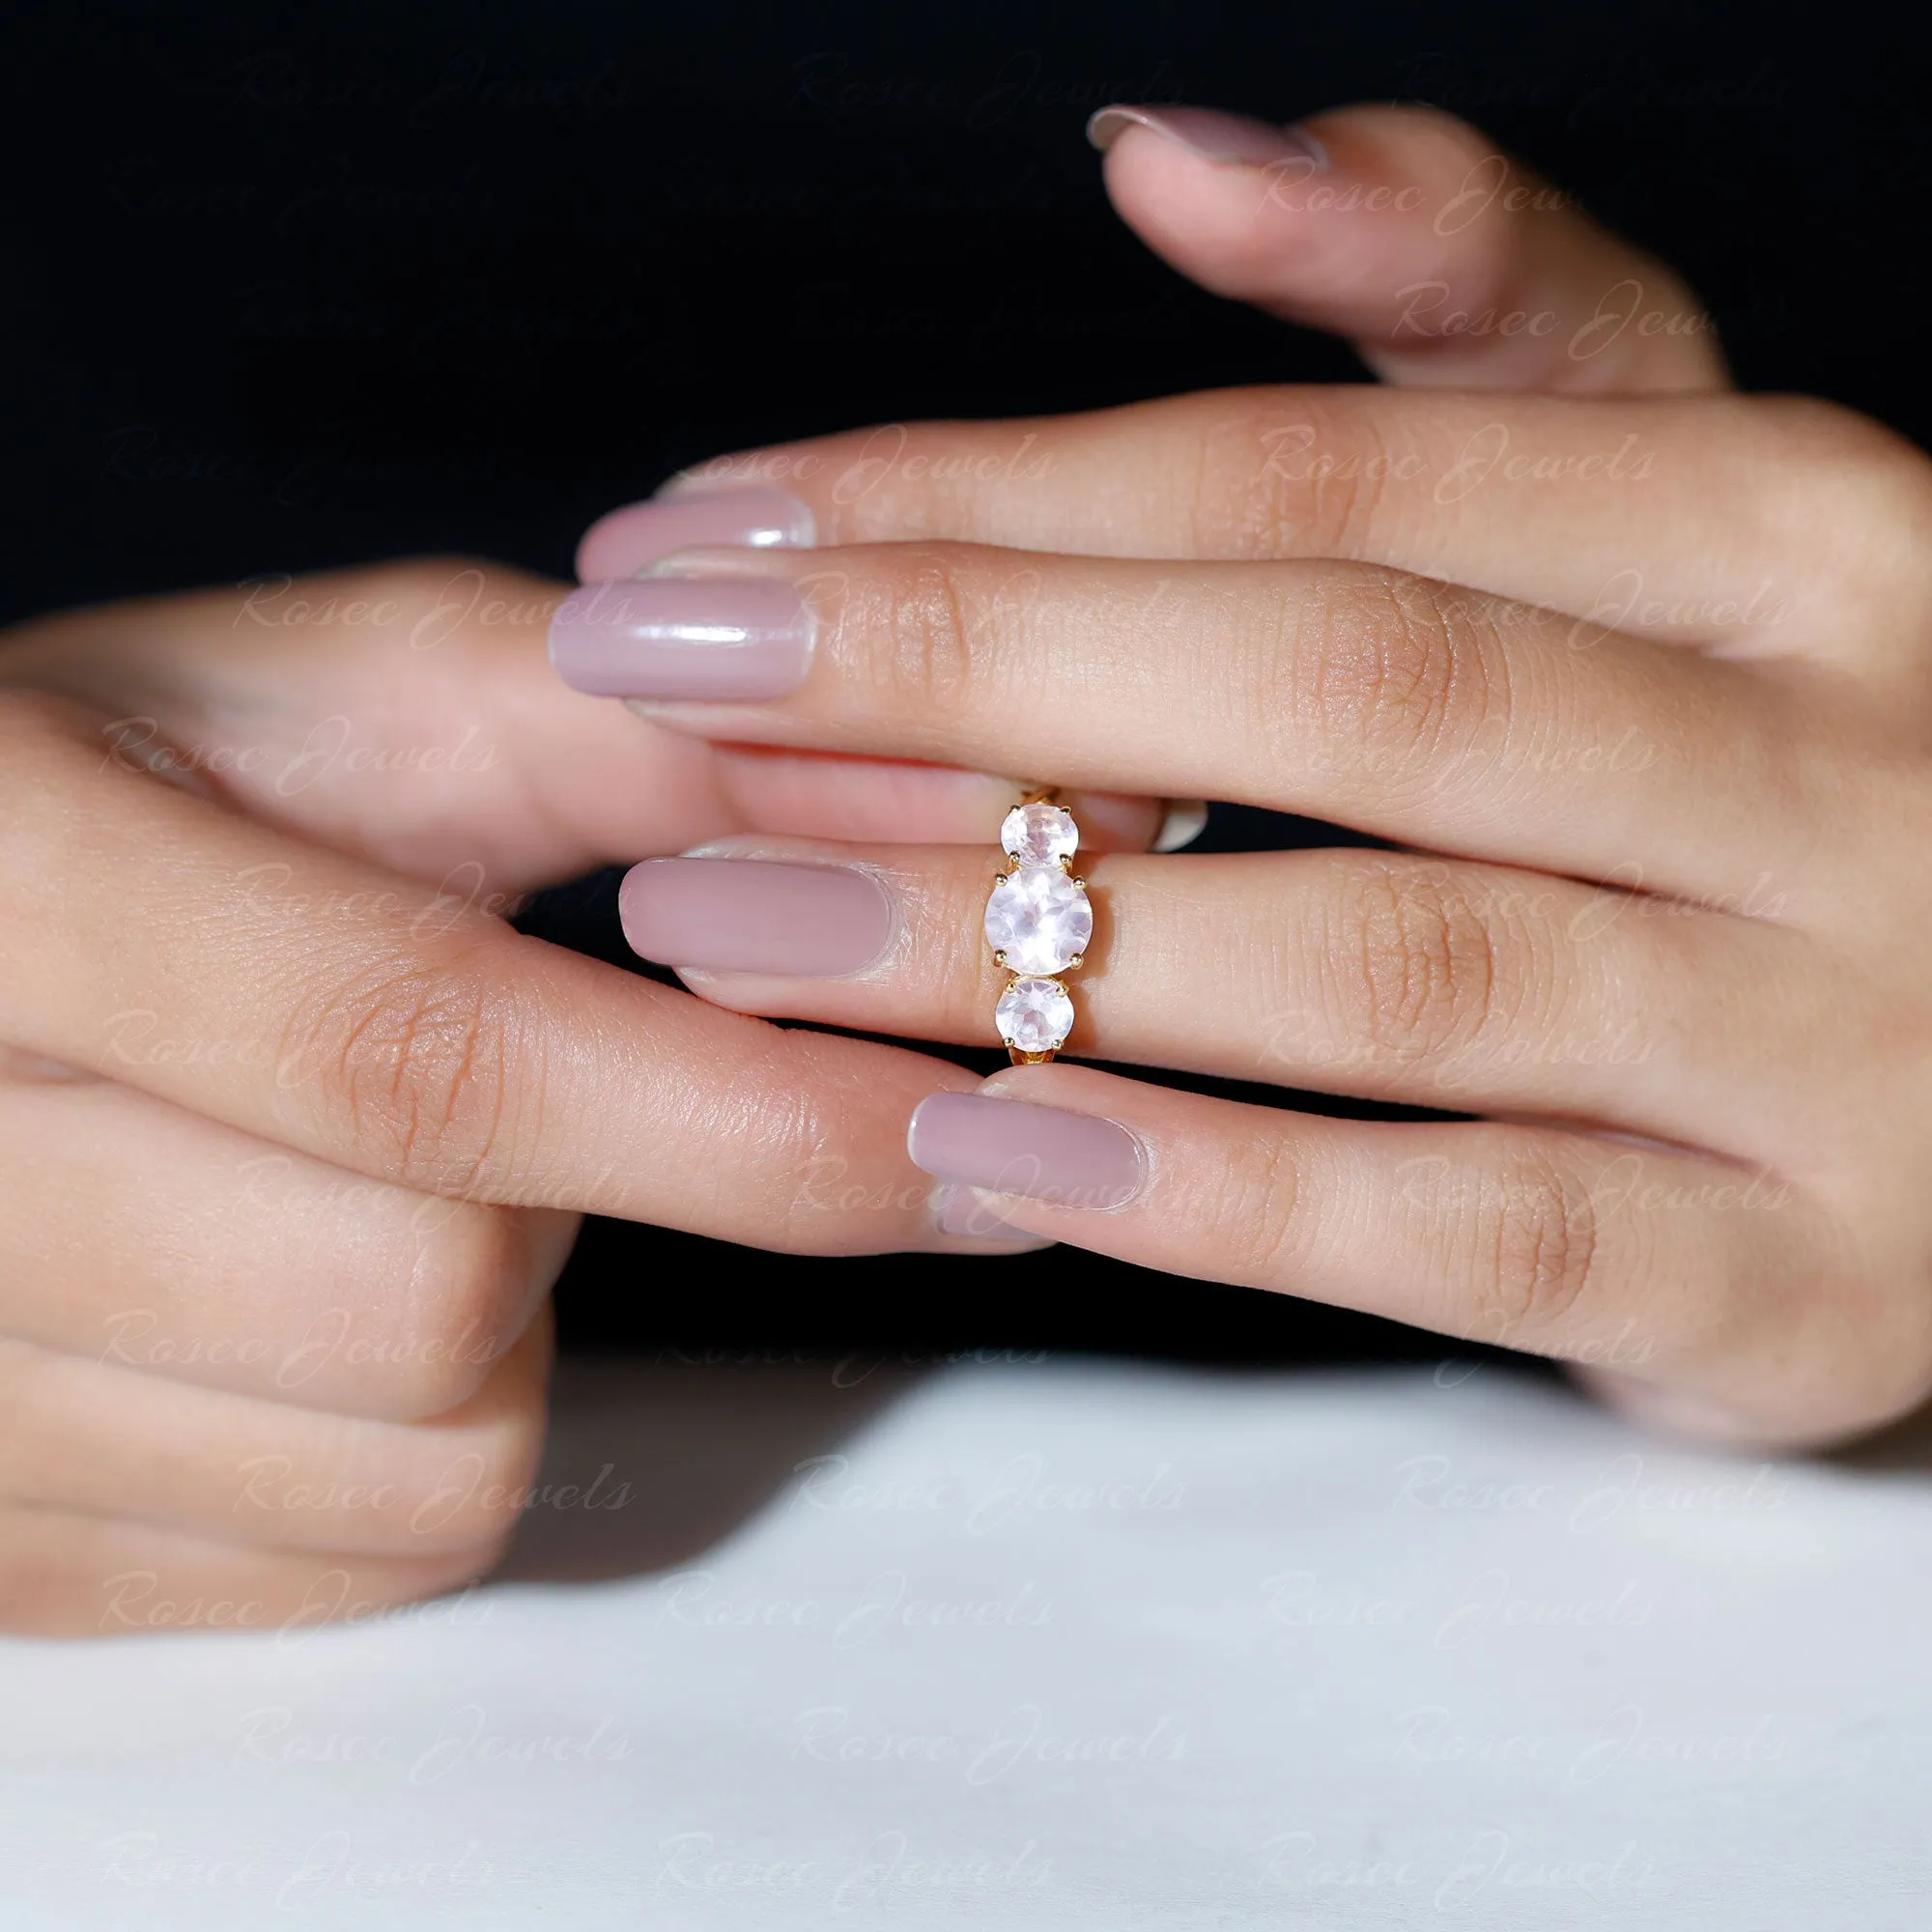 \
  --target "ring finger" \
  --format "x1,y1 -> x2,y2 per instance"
616,838 -> 1818,1165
